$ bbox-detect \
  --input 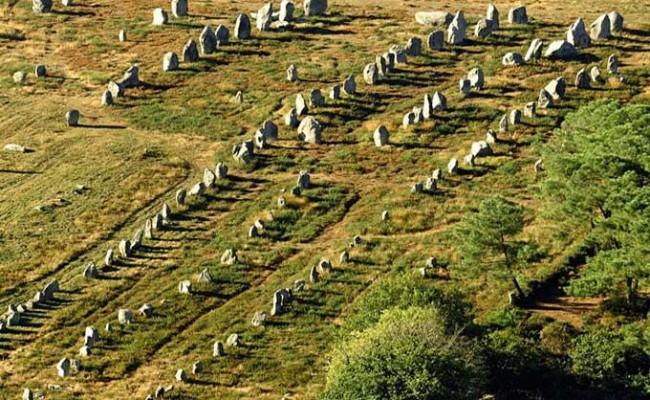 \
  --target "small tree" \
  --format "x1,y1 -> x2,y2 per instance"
453,195 -> 527,299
